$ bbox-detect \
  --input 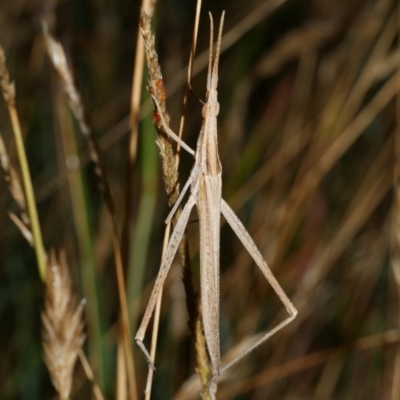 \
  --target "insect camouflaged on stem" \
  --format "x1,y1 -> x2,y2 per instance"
136,9 -> 298,391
